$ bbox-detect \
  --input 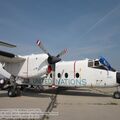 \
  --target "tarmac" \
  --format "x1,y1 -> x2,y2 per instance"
0,87 -> 120,120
